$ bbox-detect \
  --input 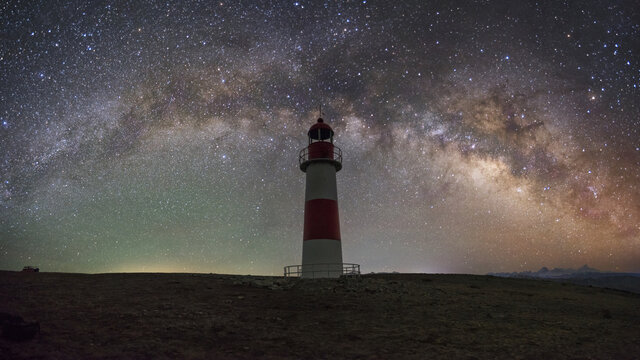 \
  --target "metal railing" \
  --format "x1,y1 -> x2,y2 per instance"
284,263 -> 360,278
298,145 -> 343,167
